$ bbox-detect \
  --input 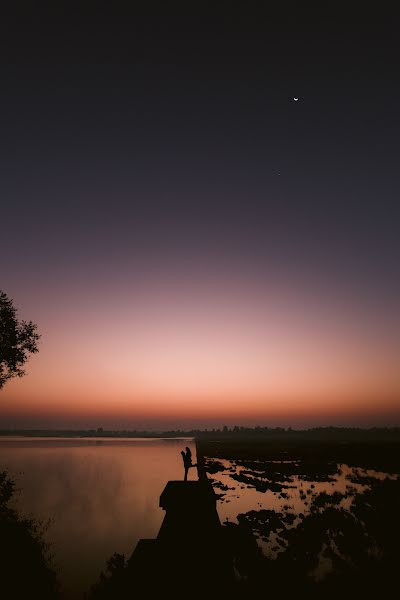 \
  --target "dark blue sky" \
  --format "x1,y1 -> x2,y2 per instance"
2,9 -> 399,283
